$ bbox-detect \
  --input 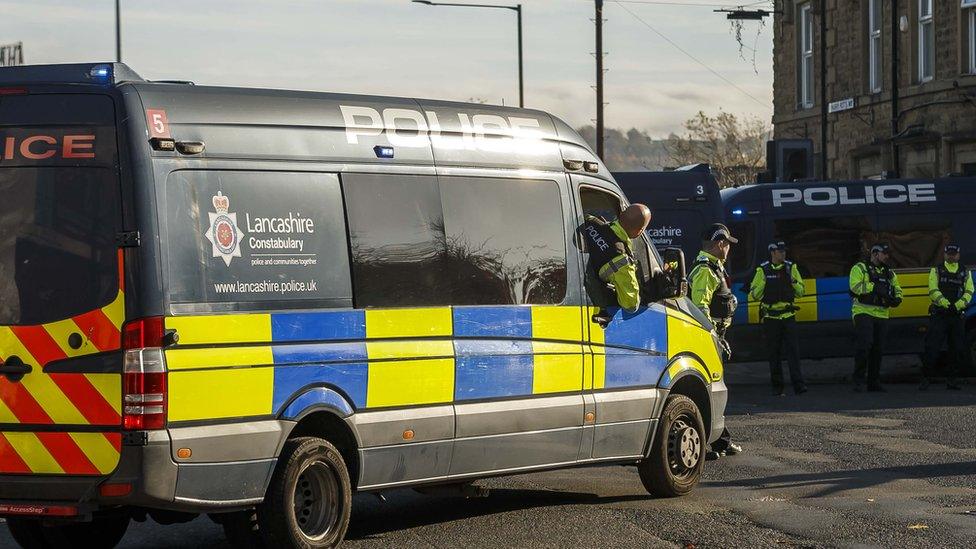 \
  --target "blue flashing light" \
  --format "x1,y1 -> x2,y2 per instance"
731,208 -> 744,216
373,145 -> 394,159
88,64 -> 113,82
